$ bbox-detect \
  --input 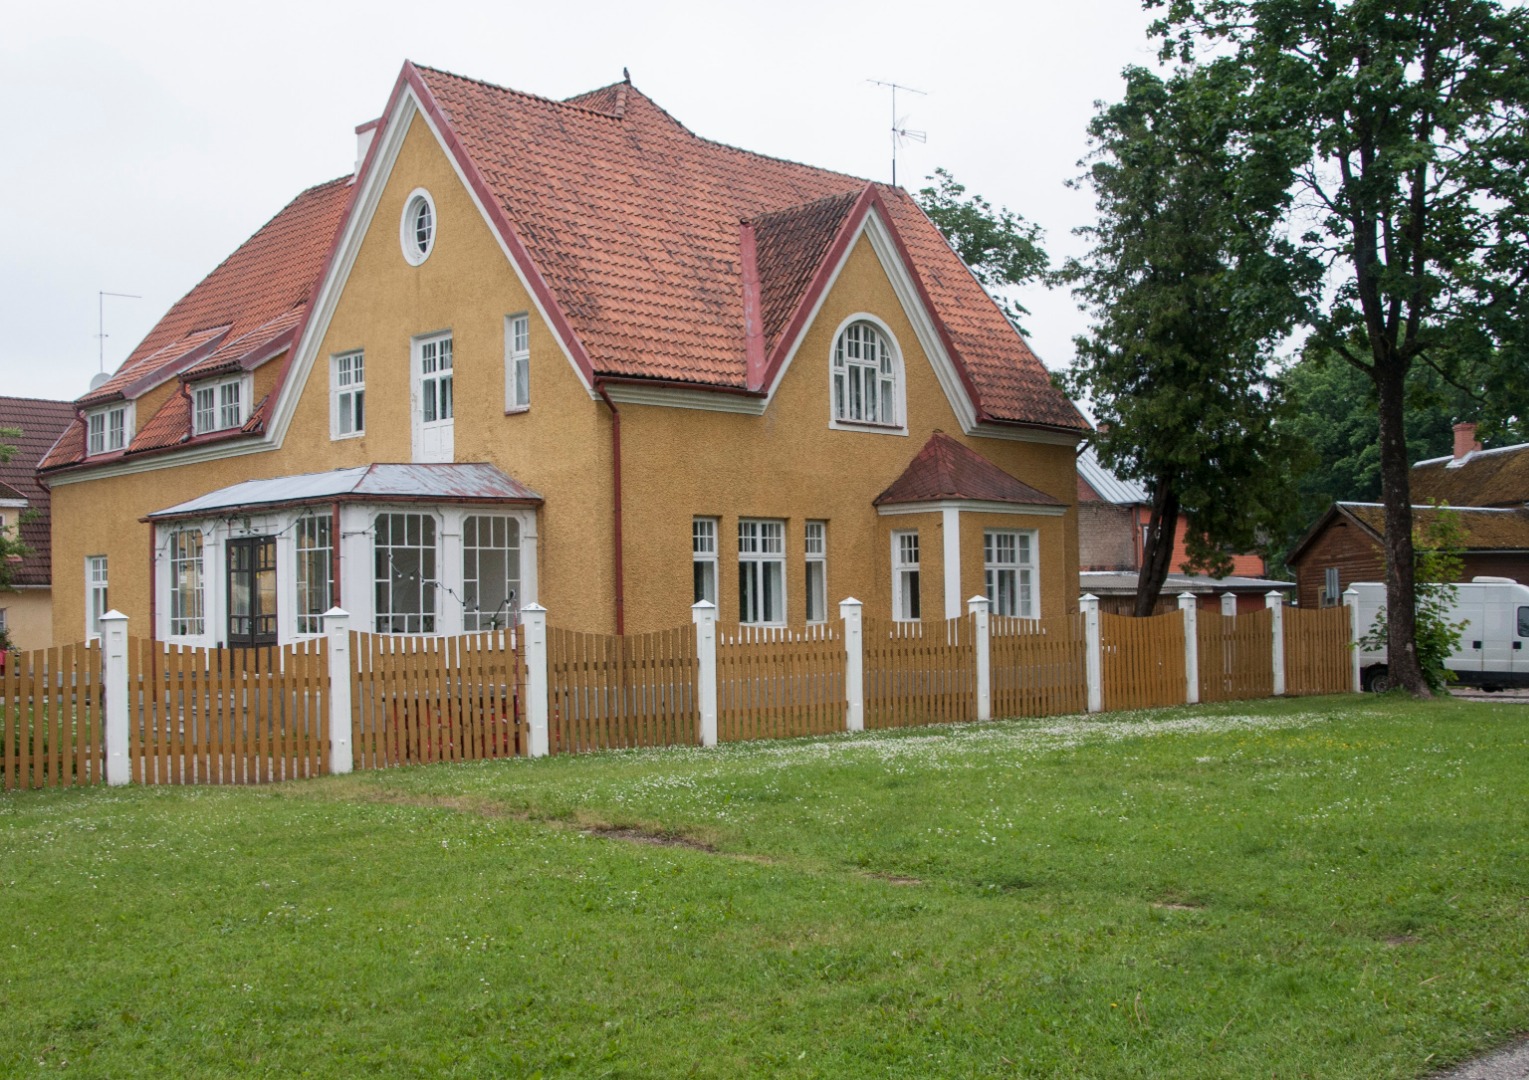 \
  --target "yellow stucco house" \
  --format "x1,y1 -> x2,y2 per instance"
39,62 -> 1089,648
